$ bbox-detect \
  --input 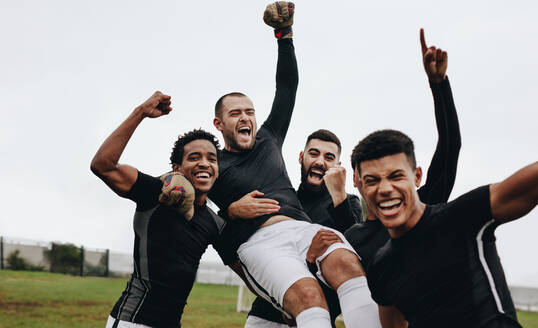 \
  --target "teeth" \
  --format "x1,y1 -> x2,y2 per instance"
311,169 -> 324,175
196,172 -> 210,178
379,199 -> 401,208
238,127 -> 250,133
